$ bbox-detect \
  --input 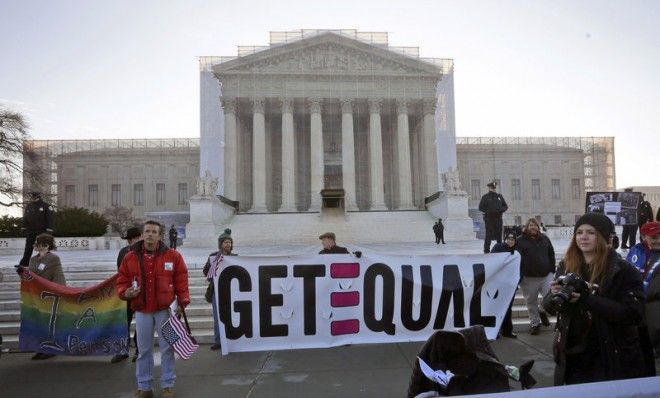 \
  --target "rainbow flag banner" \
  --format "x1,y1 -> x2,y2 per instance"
18,271 -> 128,356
